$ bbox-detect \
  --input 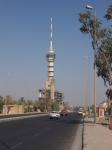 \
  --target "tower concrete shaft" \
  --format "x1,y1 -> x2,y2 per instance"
46,18 -> 56,101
